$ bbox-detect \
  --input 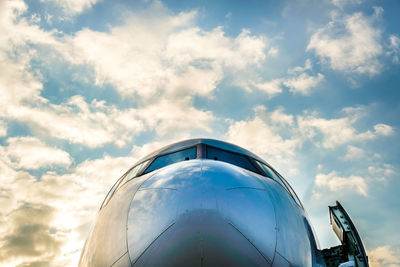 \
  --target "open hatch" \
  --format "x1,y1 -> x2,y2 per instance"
322,201 -> 369,267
